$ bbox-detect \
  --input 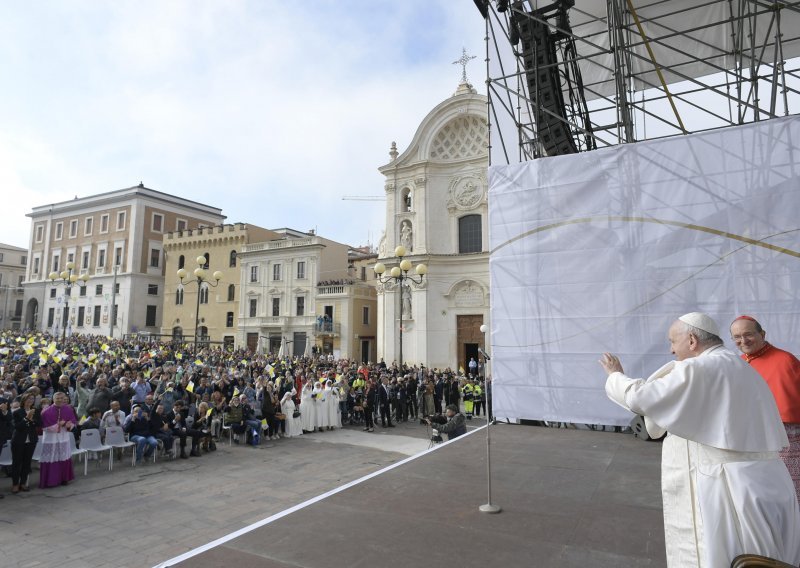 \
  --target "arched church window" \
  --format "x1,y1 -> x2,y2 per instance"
401,188 -> 412,212
458,215 -> 482,254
